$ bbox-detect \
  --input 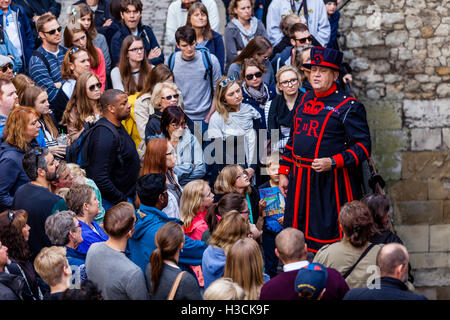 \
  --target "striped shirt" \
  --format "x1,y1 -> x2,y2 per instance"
28,45 -> 67,103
